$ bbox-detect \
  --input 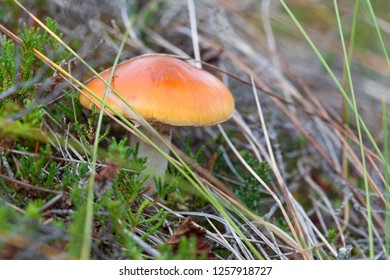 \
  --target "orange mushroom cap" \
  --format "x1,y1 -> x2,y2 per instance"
80,54 -> 235,126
